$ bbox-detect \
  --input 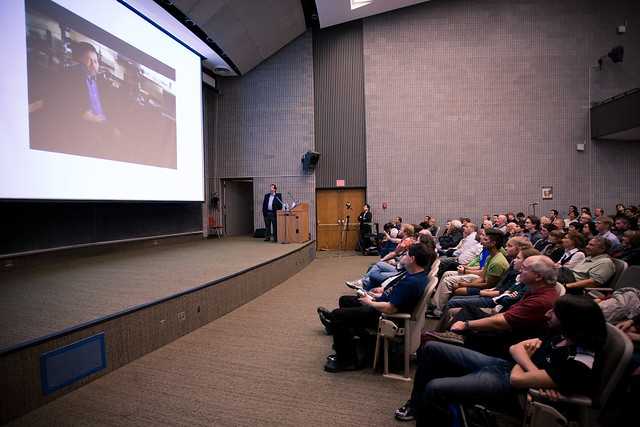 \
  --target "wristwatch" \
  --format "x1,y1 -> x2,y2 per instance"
464,320 -> 471,330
